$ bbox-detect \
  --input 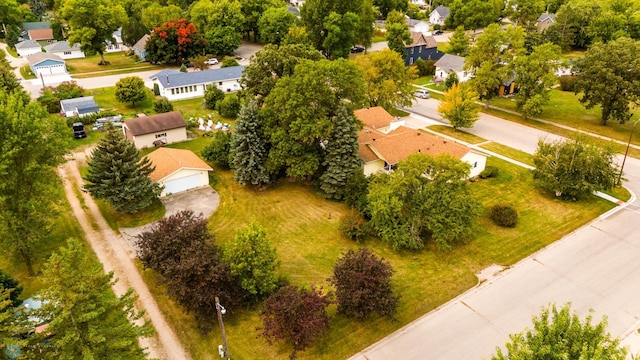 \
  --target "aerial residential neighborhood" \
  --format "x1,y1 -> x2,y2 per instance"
1,0 -> 640,359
